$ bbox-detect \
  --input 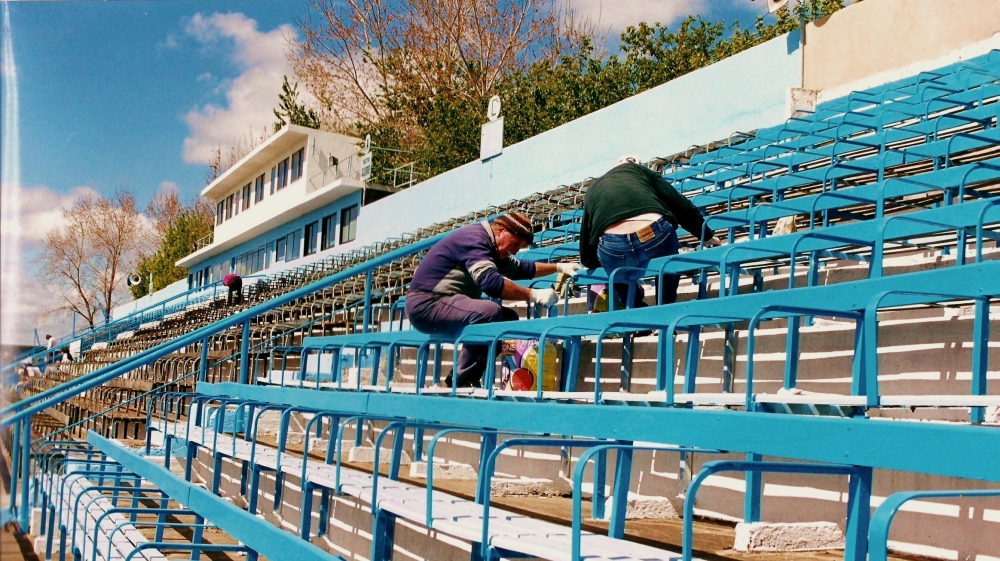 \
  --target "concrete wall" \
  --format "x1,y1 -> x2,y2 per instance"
803,0 -> 1000,94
